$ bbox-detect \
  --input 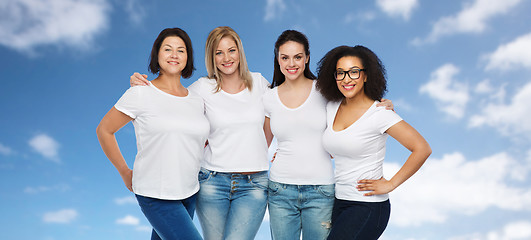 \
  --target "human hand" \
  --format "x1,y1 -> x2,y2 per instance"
130,72 -> 149,87
271,152 -> 277,162
377,99 -> 394,111
120,168 -> 133,192
356,177 -> 395,196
